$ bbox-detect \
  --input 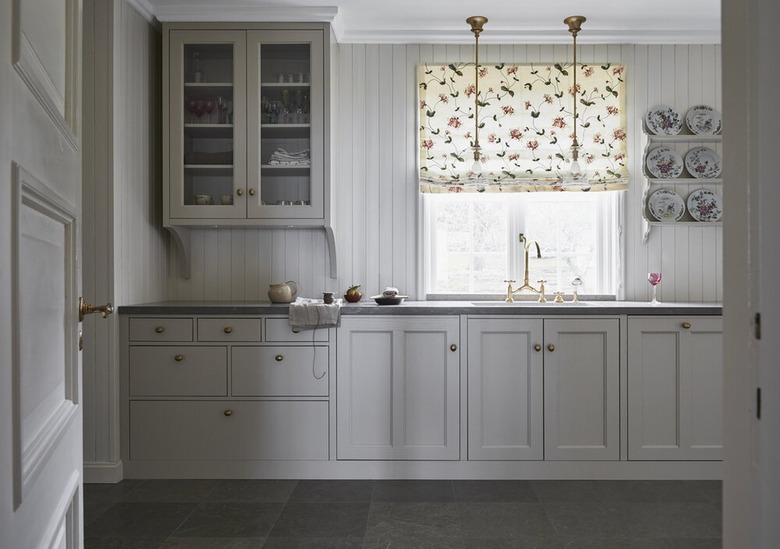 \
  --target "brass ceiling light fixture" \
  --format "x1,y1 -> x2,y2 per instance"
467,15 -> 488,190
563,15 -> 589,188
